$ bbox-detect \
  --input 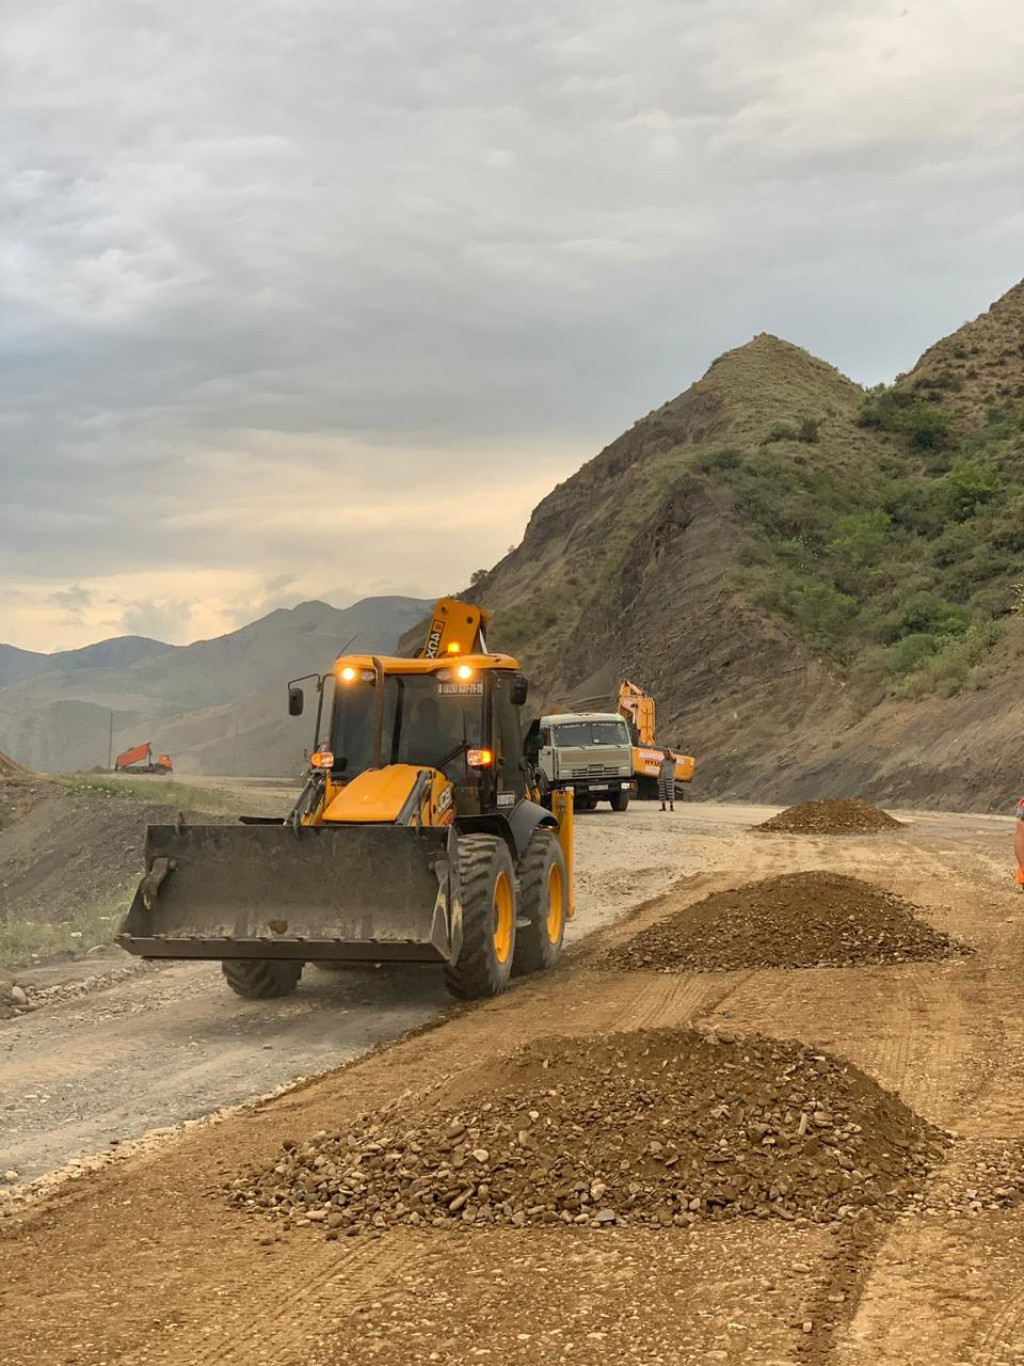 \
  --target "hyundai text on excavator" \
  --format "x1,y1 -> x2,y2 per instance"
117,599 -> 575,1001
